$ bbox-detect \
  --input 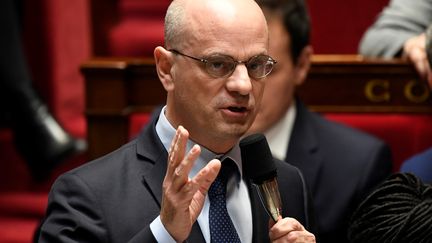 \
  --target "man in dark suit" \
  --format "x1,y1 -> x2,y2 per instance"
38,0 -> 316,242
249,0 -> 393,242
